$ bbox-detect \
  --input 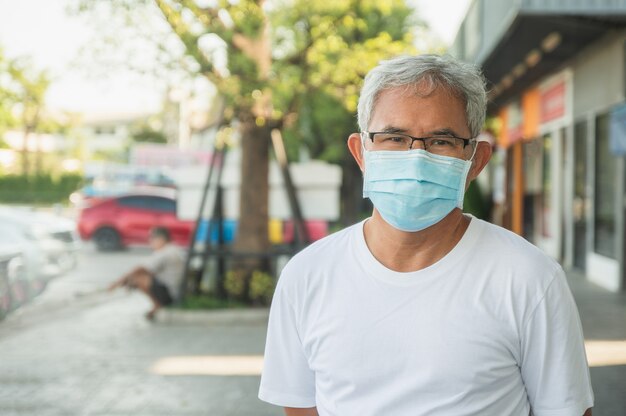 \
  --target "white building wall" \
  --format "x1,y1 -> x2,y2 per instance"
572,31 -> 626,292
572,32 -> 626,118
